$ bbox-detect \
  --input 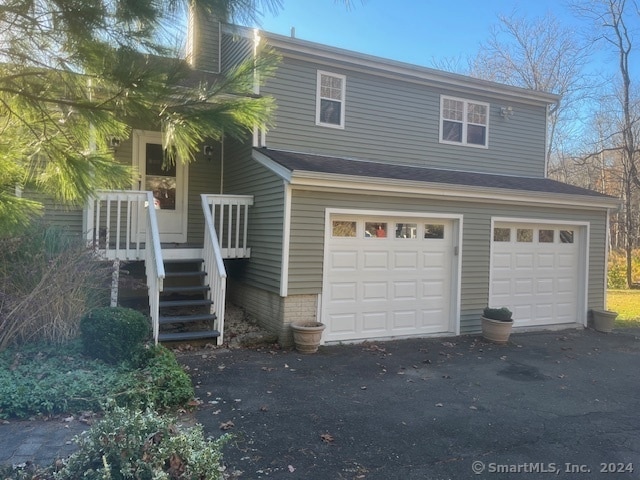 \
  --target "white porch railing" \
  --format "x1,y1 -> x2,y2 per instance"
83,190 -> 148,261
201,195 -> 228,346
203,194 -> 254,258
84,190 -> 165,344
143,191 -> 165,345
